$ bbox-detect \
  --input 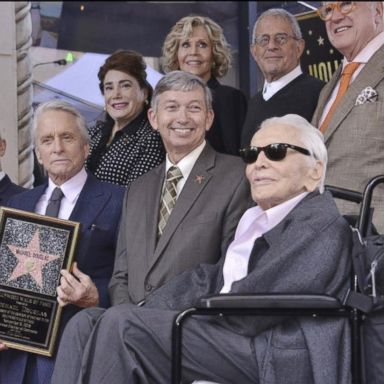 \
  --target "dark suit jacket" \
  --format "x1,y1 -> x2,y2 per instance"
206,77 -> 247,156
109,143 -> 252,305
312,44 -> 384,232
146,191 -> 353,384
0,172 -> 125,384
0,174 -> 26,206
